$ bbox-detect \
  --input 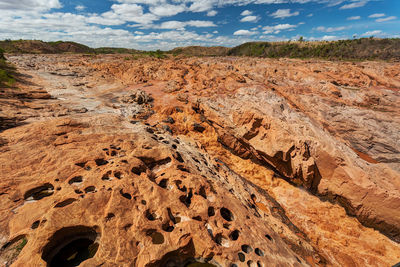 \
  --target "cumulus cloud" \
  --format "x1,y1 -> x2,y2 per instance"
376,16 -> 396,22
0,8 -> 251,50
187,1 -> 214,12
75,5 -> 86,11
85,13 -> 125,26
368,13 -> 385,18
131,20 -> 216,30
316,26 -> 347,32
241,10 -> 252,16
149,4 -> 186,16
0,0 -> 394,50
339,1 -> 366,9
109,4 -> 159,24
263,23 -> 297,34
233,29 -> 257,35
347,16 -> 360,20
0,0 -> 62,10
322,35 -> 337,41
207,10 -> 217,16
240,15 -> 259,22
361,30 -> 382,36
269,9 -> 299,19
